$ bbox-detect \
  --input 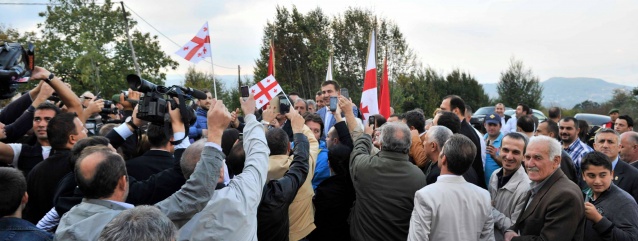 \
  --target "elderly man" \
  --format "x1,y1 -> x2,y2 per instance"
593,128 -> 638,203
99,206 -> 177,241
489,133 -> 531,241
306,99 -> 317,113
408,134 -> 494,241
620,131 -> 638,168
293,98 -> 308,116
350,122 -> 426,240
504,135 -> 584,241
